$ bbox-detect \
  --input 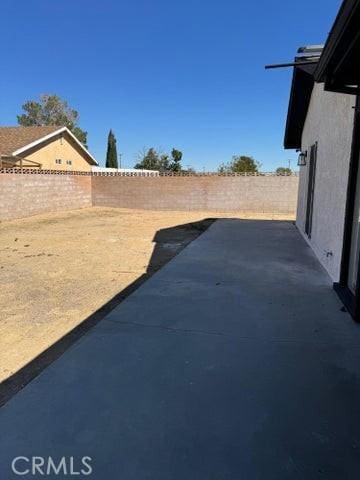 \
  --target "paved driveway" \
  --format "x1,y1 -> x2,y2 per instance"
1,219 -> 360,479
